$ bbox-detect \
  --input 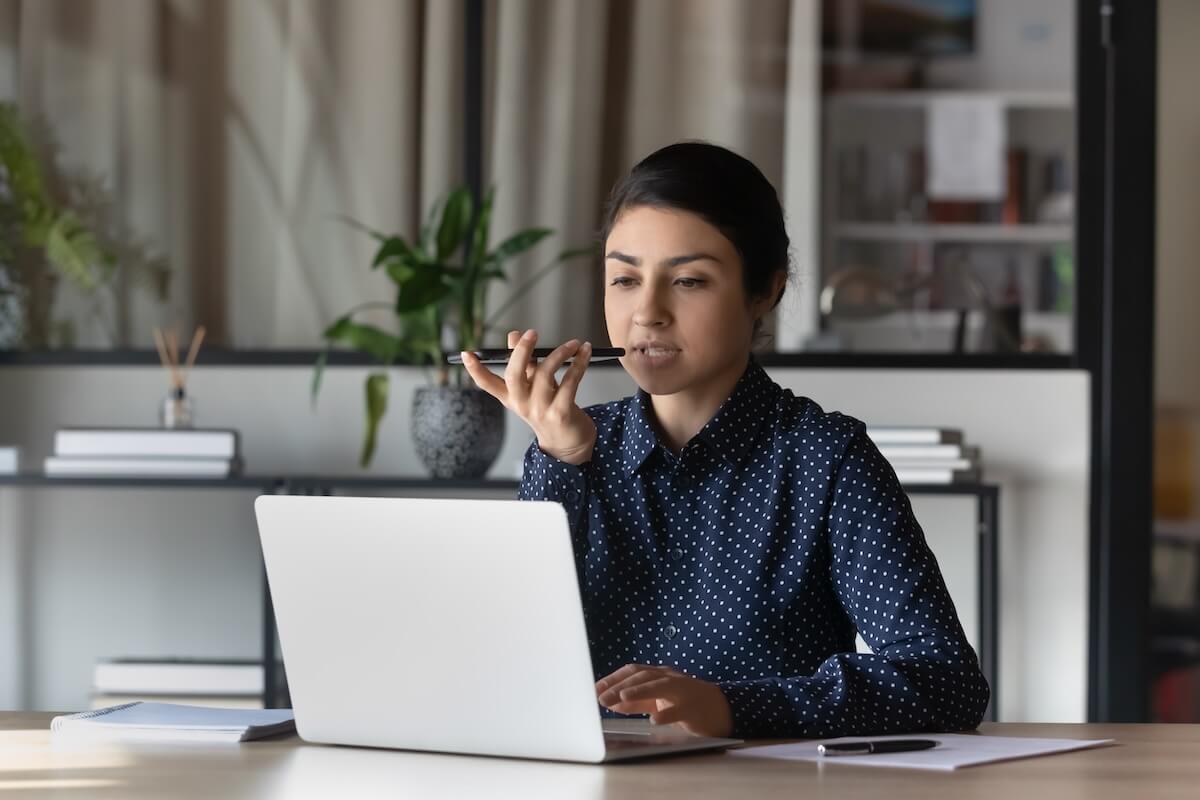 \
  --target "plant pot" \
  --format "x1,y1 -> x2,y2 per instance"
411,386 -> 506,479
